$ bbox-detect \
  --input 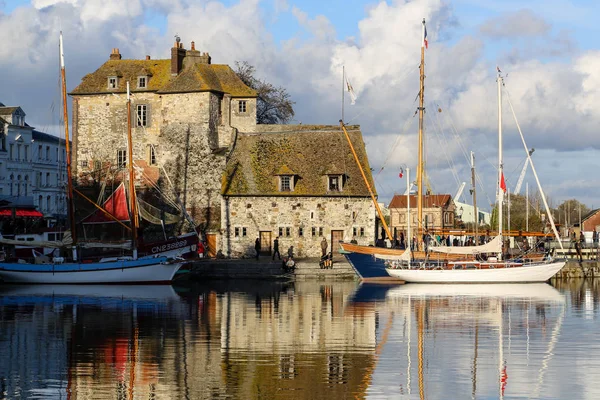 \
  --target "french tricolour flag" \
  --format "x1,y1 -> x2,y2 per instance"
422,20 -> 428,49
